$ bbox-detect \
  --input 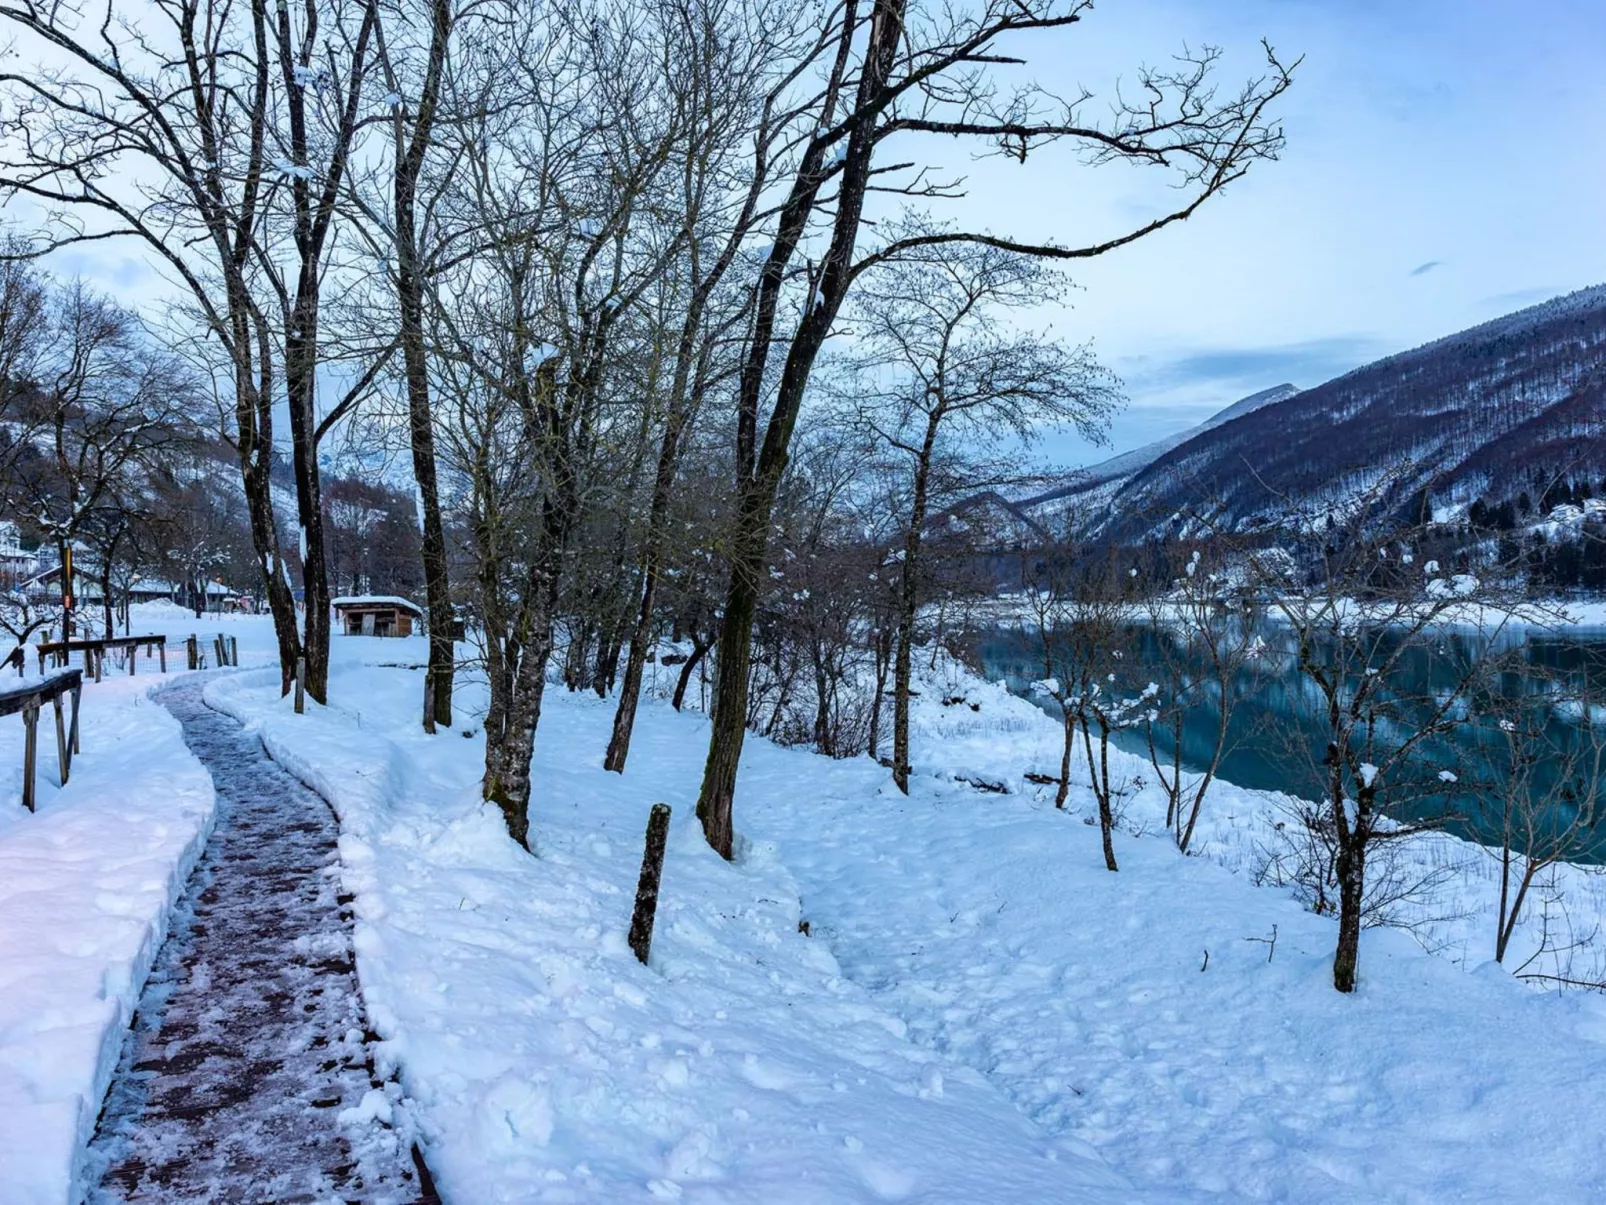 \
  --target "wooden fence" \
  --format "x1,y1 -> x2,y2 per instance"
0,669 -> 83,811
37,635 -> 167,681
